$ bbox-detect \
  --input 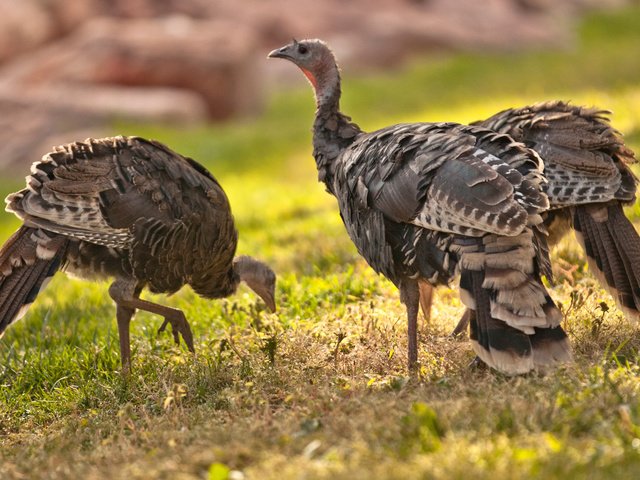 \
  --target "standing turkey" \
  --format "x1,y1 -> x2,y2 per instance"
269,39 -> 571,374
0,136 -> 276,372
429,102 -> 639,336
